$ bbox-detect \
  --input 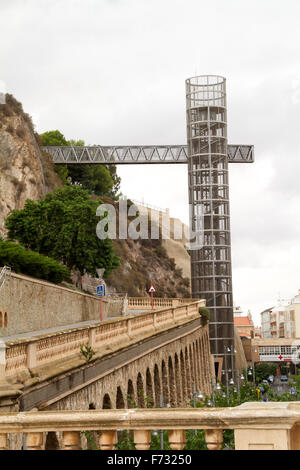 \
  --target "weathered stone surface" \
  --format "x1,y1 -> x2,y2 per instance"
0,96 -> 61,237
0,272 -> 114,337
